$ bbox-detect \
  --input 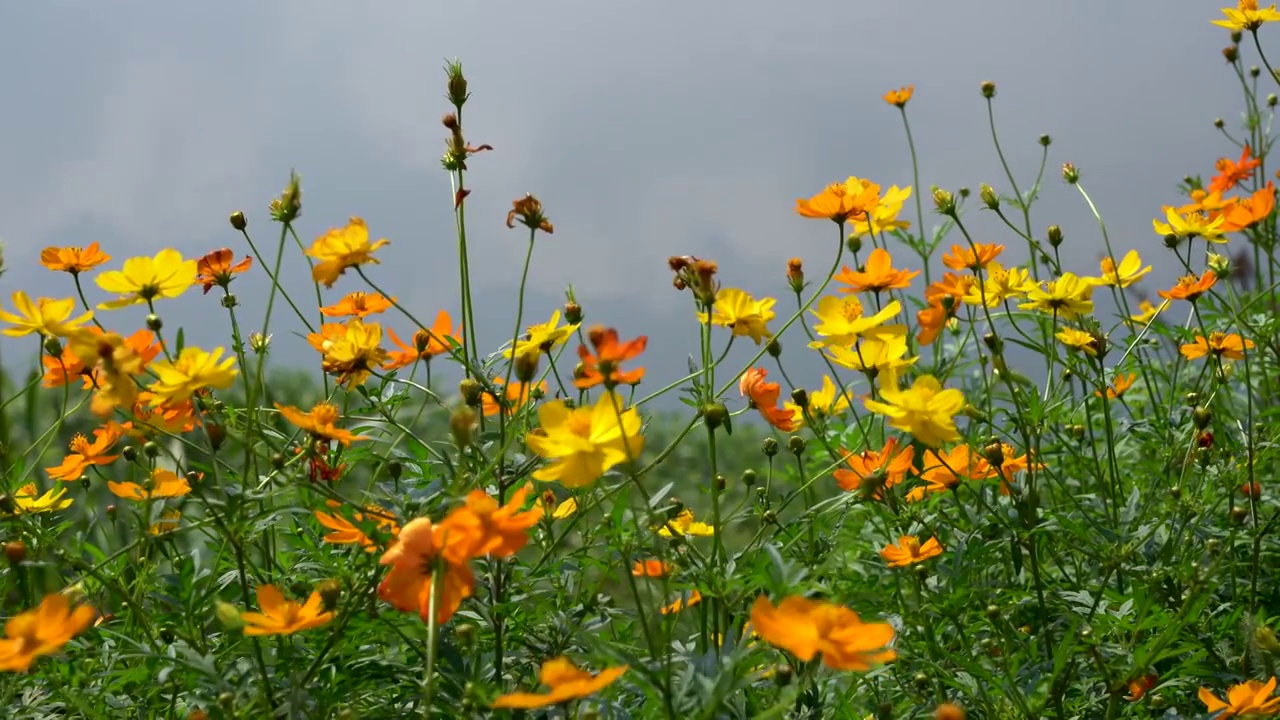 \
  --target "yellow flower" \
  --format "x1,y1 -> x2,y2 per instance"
863,370 -> 964,448
491,657 -> 628,710
94,249 -> 197,309
1129,299 -> 1167,325
107,468 -> 193,500
1152,206 -> 1226,243
306,217 -> 390,288
526,392 -> 644,488
880,535 -> 944,567
656,509 -> 714,537
0,292 -> 93,338
0,593 -> 96,672
849,185 -> 912,239
882,85 -> 914,108
148,510 -> 181,536
2,484 -> 73,516
809,296 -> 901,347
1098,250 -> 1151,288
962,263 -> 1037,307
785,375 -> 850,428
504,309 -> 579,359
309,319 -> 389,386
1018,272 -> 1095,320
697,288 -> 776,345
660,589 -> 703,615
1213,0 -> 1280,30
147,347 -> 238,404
1181,331 -> 1255,361
1055,328 -> 1099,356
822,325 -> 917,374
239,585 -> 334,636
